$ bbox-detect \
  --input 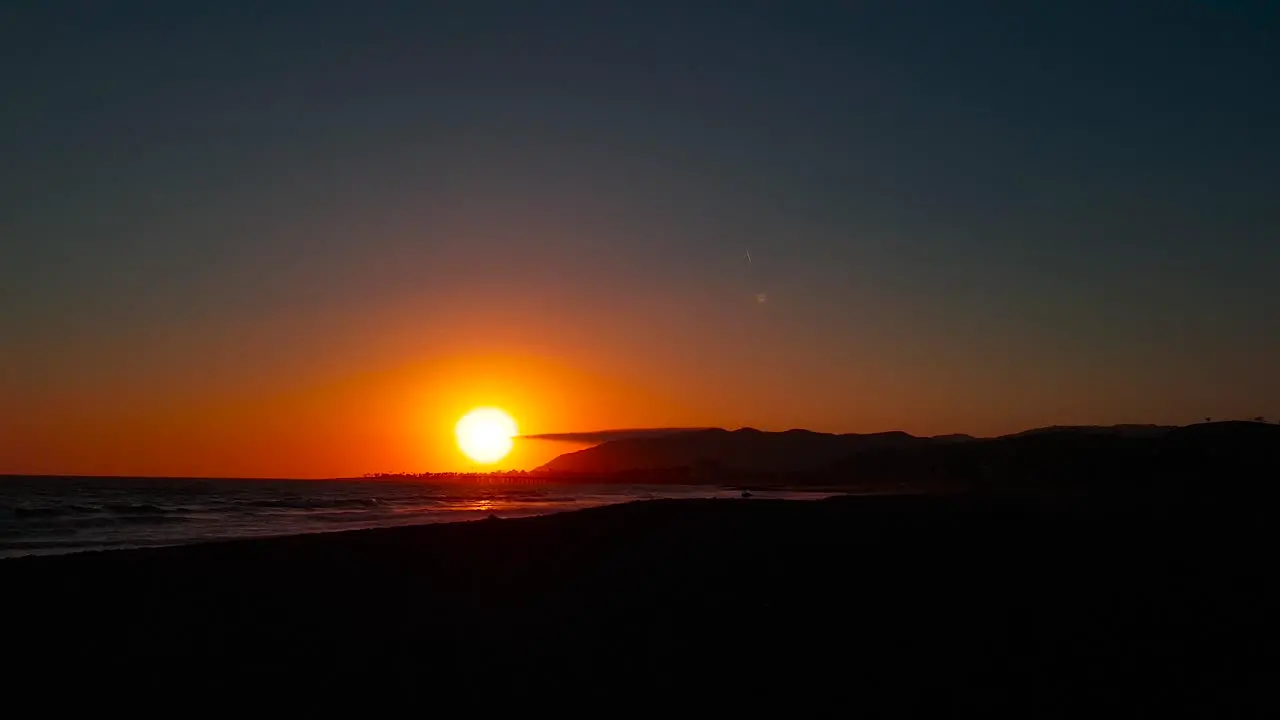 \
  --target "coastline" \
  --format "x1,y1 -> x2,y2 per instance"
0,478 -> 845,559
